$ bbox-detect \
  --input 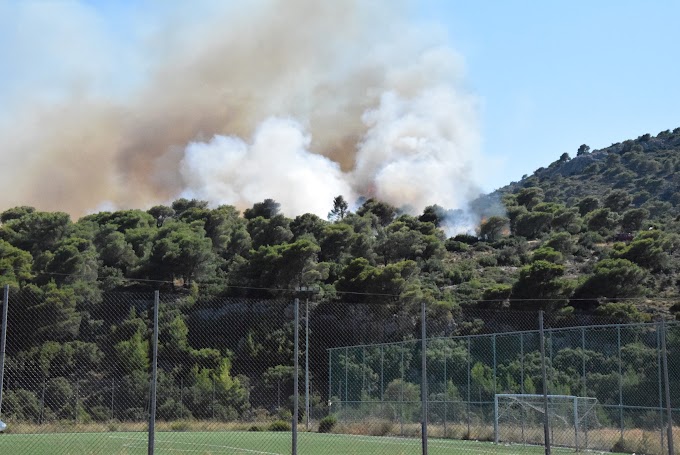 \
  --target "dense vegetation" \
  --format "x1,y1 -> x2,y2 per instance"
0,127 -> 679,425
